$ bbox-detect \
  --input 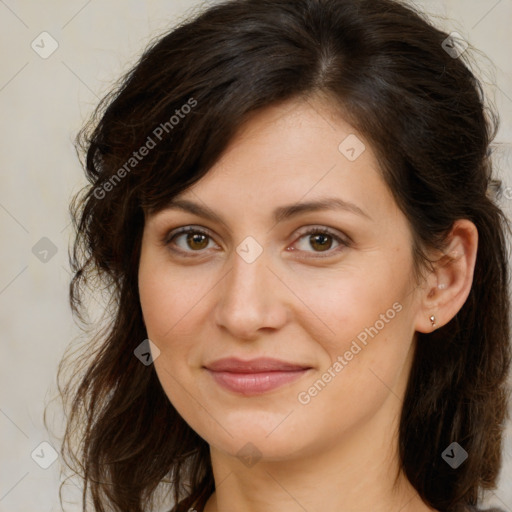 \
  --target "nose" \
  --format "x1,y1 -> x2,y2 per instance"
213,246 -> 290,341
